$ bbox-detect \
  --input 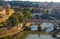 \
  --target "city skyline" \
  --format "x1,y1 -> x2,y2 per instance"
2,0 -> 60,2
